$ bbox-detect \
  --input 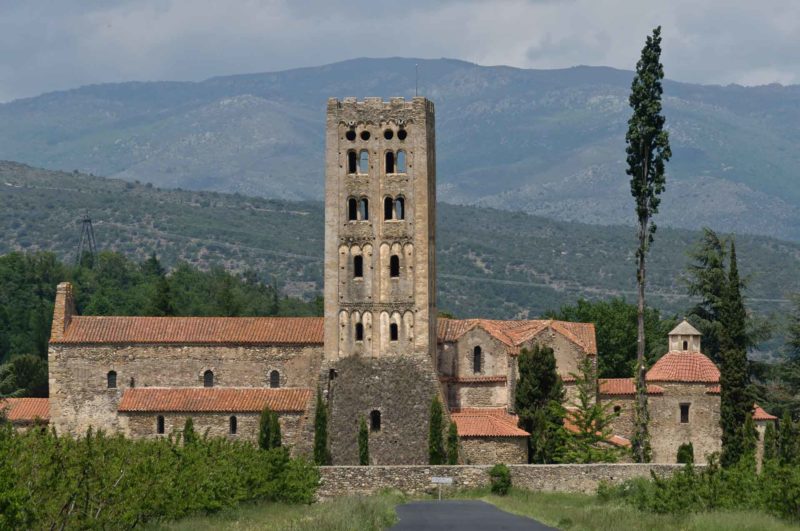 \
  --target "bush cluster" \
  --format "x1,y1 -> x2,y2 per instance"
598,456 -> 800,522
489,463 -> 512,496
0,423 -> 318,529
